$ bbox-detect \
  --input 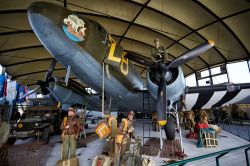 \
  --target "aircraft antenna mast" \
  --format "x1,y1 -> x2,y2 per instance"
102,62 -> 105,117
